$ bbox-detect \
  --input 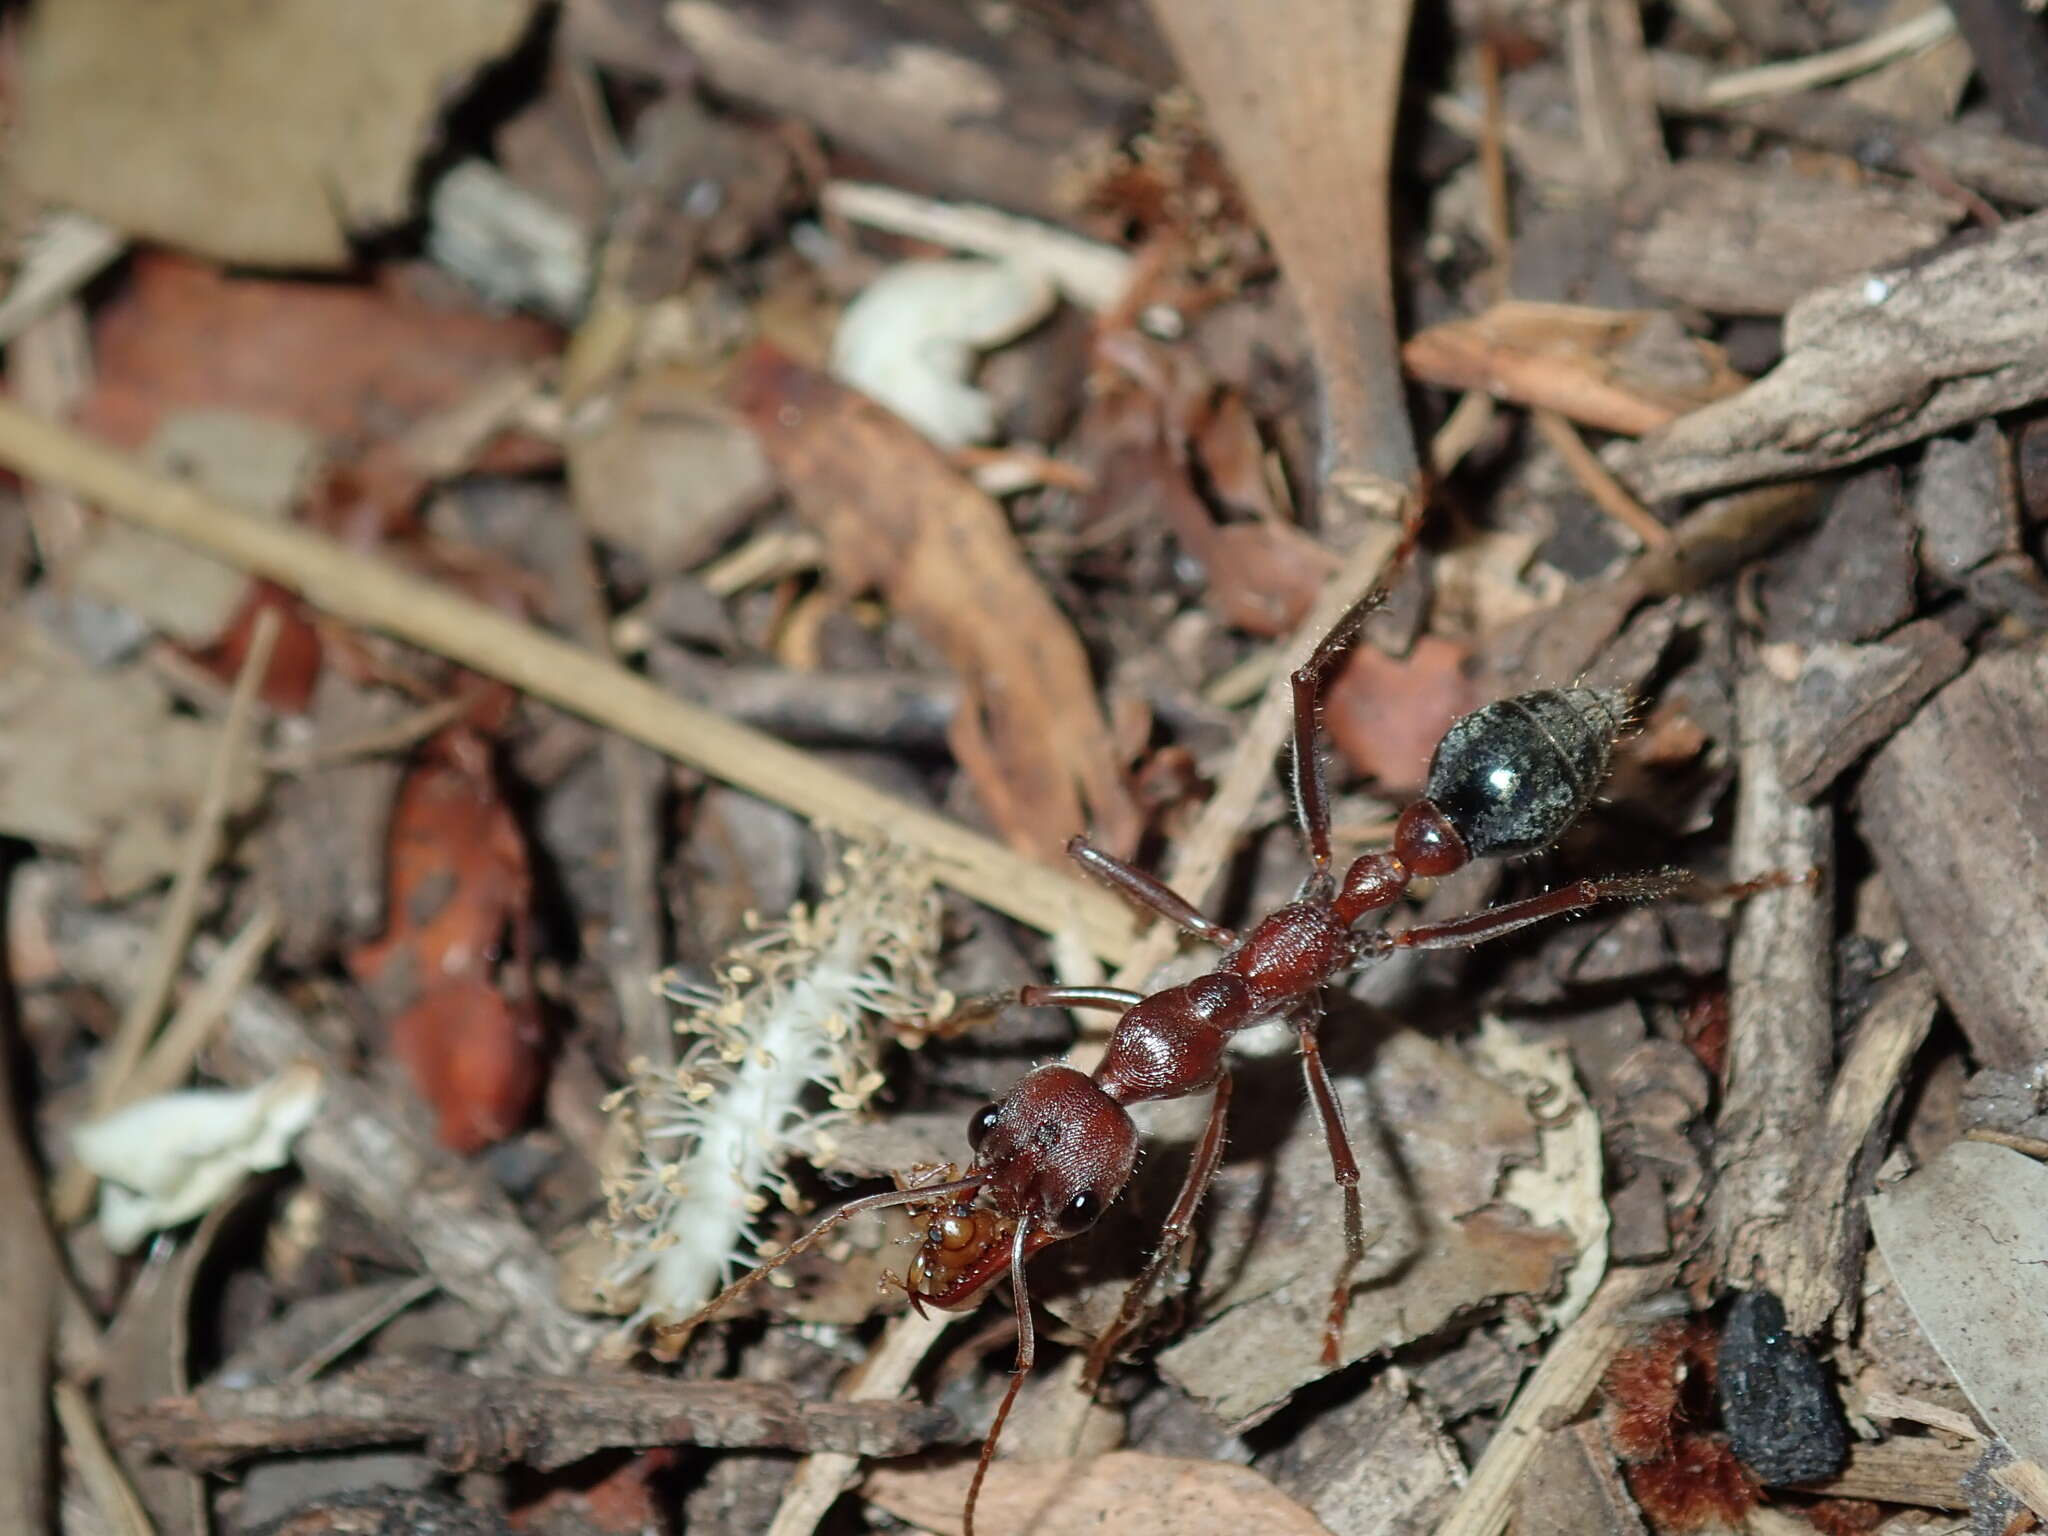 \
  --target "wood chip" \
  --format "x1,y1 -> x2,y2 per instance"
1615,210 -> 2048,501
1619,158 -> 1955,316
1774,620 -> 1969,801
1860,649 -> 2048,1068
